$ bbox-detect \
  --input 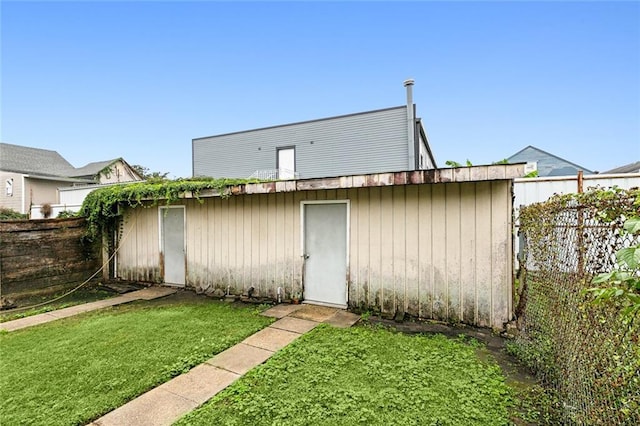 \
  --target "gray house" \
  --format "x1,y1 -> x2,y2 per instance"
0,142 -> 142,215
508,145 -> 593,177
193,80 -> 437,179
604,161 -> 640,174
